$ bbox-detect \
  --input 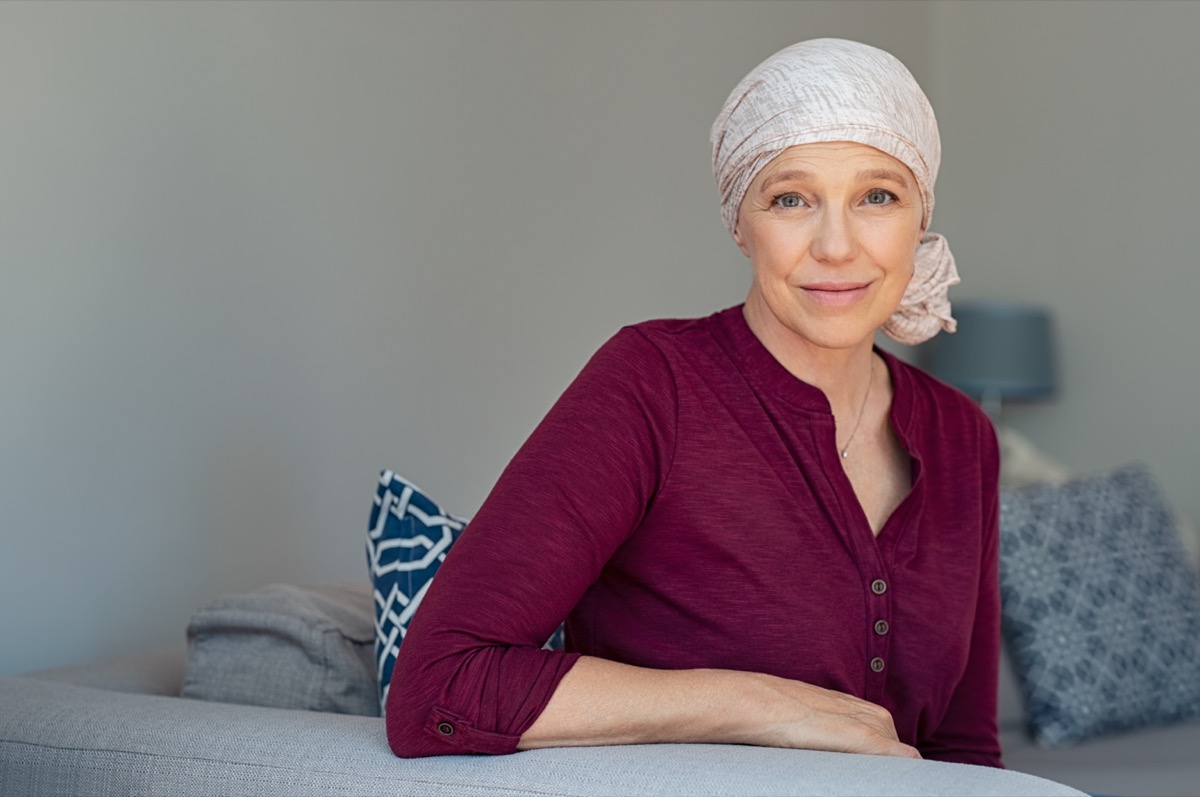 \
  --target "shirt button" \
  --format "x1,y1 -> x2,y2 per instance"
437,722 -> 455,736
874,620 -> 889,636
870,579 -> 888,595
870,657 -> 886,673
